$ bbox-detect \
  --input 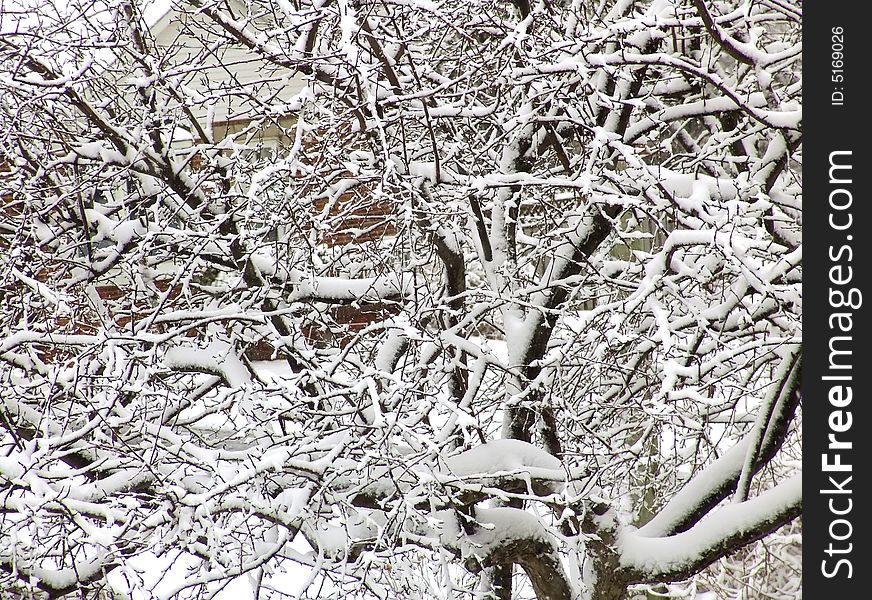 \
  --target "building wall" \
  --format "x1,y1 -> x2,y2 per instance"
149,3 -> 305,140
